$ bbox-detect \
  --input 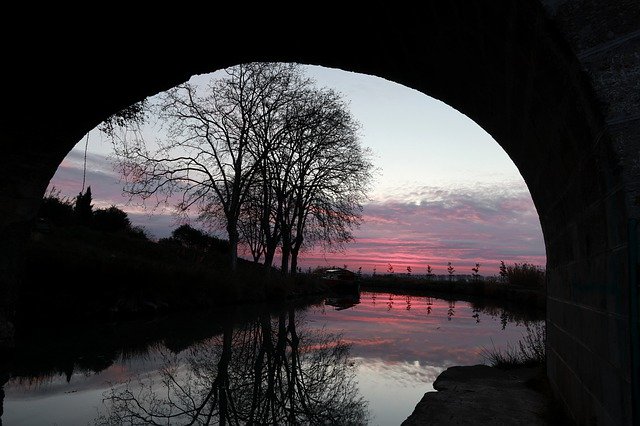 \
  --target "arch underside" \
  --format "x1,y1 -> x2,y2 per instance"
2,1 -> 638,424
